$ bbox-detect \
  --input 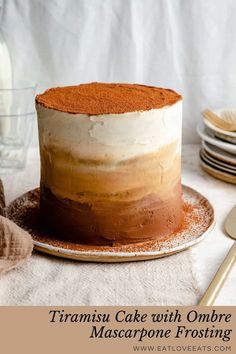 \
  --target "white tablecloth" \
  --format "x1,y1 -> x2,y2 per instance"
0,144 -> 235,305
